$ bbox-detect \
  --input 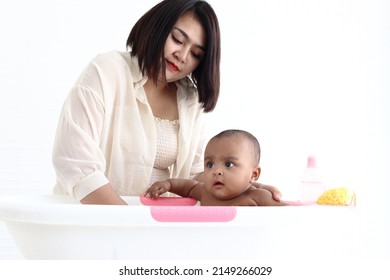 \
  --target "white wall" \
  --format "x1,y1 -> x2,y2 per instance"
0,0 -> 388,259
